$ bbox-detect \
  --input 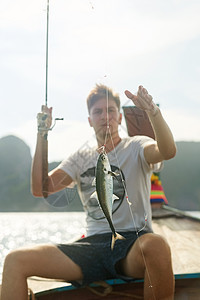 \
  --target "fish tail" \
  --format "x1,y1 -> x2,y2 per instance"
111,232 -> 125,250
